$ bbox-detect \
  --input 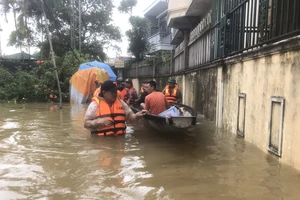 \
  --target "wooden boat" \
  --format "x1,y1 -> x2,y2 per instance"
131,103 -> 197,133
